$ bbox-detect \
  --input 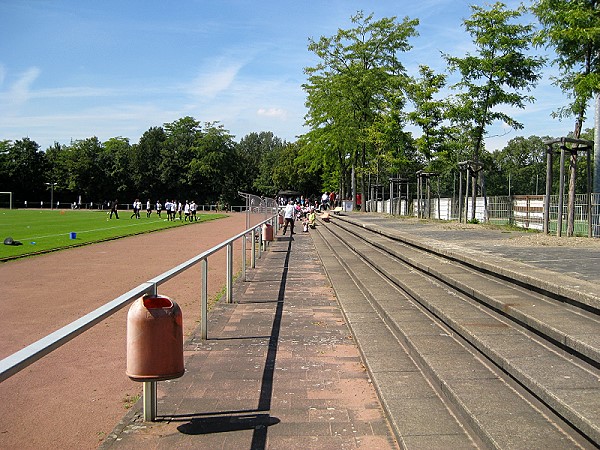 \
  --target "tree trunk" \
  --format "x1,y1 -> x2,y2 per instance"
351,164 -> 356,211
567,115 -> 584,236
471,173 -> 477,221
360,143 -> 366,212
